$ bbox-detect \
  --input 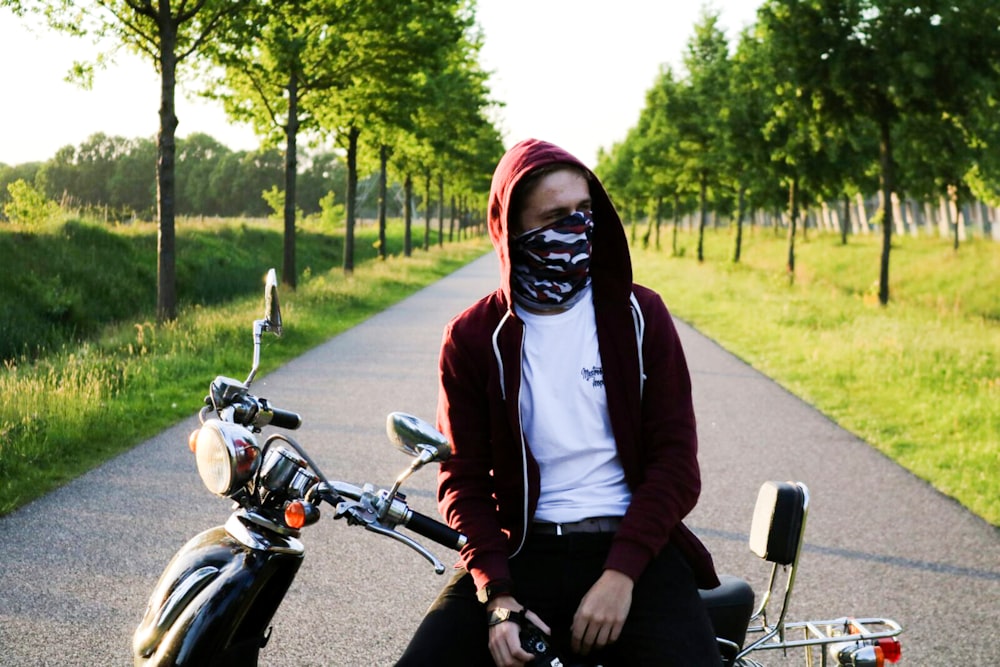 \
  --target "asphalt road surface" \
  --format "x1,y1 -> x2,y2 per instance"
1,252 -> 997,665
